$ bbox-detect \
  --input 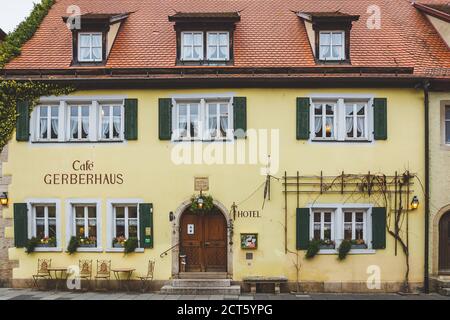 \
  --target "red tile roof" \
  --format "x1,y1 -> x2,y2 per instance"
3,0 -> 450,78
